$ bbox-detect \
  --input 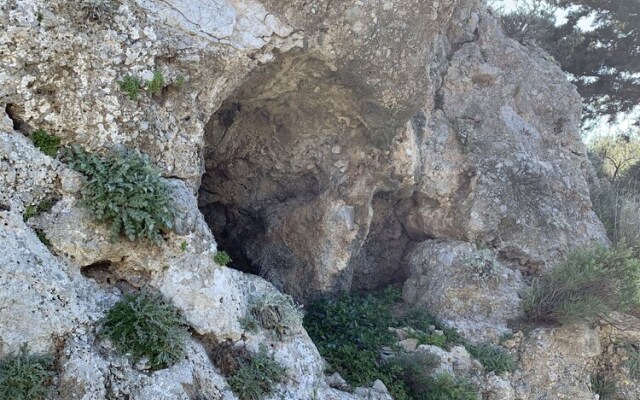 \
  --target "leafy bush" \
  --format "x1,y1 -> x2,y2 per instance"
522,246 -> 640,325
591,373 -> 617,400
241,294 -> 302,339
30,129 -> 61,157
422,374 -> 478,400
101,291 -> 188,370
146,71 -> 165,95
0,344 -> 55,400
226,347 -> 285,400
213,250 -> 232,266
304,289 -> 399,387
467,344 -> 515,374
64,145 -> 174,243
118,75 -> 142,100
